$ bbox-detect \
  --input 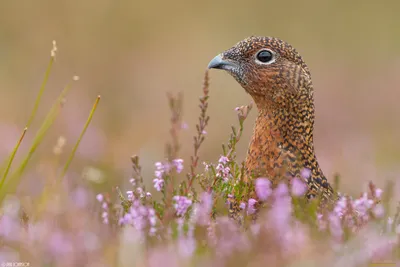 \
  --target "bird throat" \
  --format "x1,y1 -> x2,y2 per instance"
243,93 -> 323,189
